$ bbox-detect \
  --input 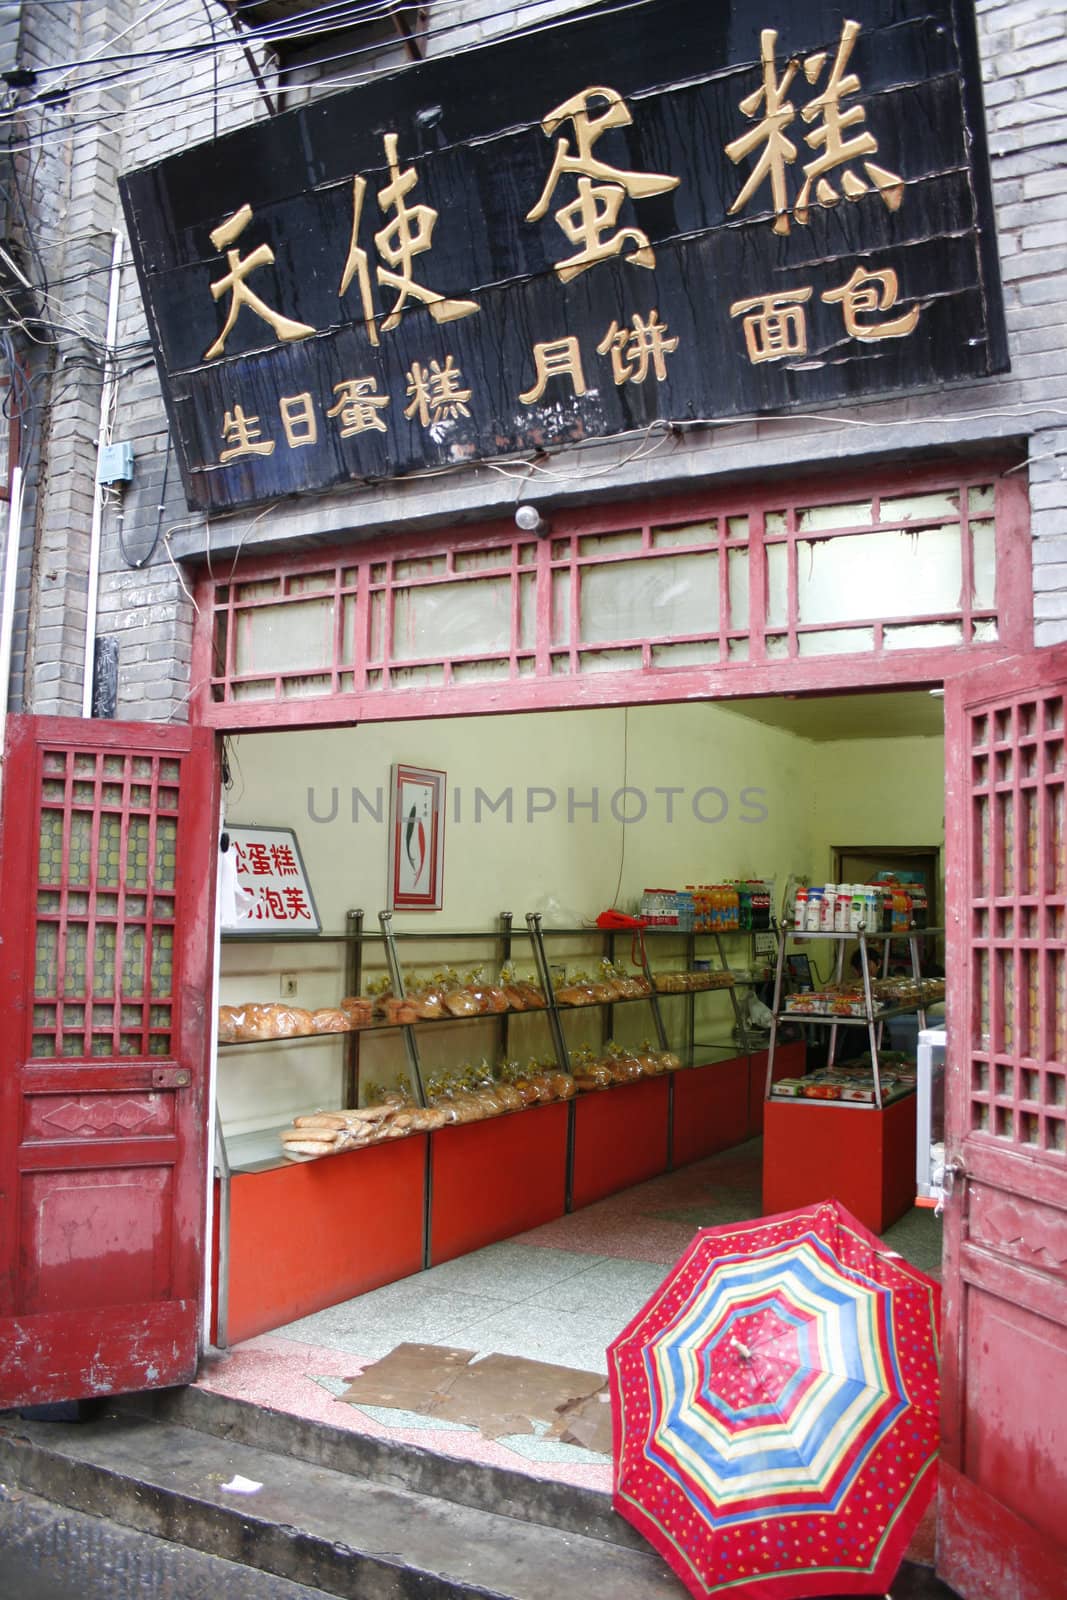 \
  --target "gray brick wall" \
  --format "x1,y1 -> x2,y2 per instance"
10,0 -> 1067,725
